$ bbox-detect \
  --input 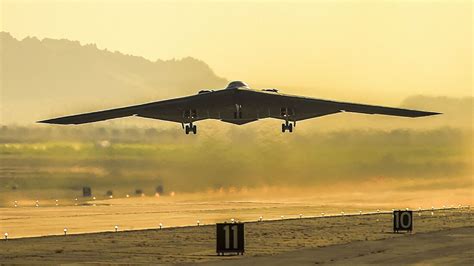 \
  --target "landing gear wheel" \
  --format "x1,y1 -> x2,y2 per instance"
192,125 -> 197,134
185,125 -> 190,134
281,122 -> 294,133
